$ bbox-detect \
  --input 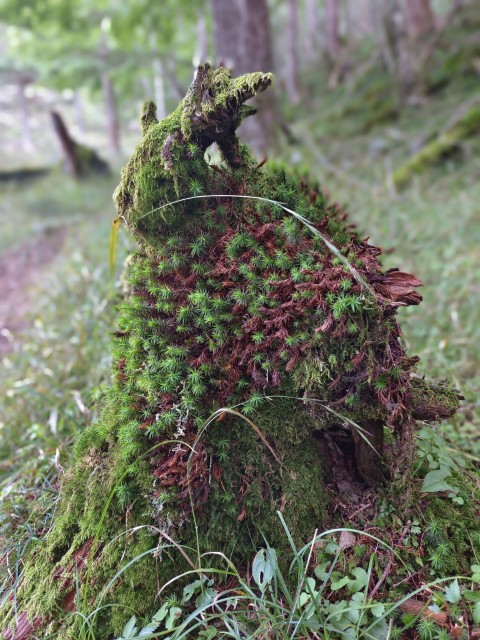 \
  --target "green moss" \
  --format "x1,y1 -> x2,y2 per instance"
393,104 -> 480,188
1,65 -> 465,639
